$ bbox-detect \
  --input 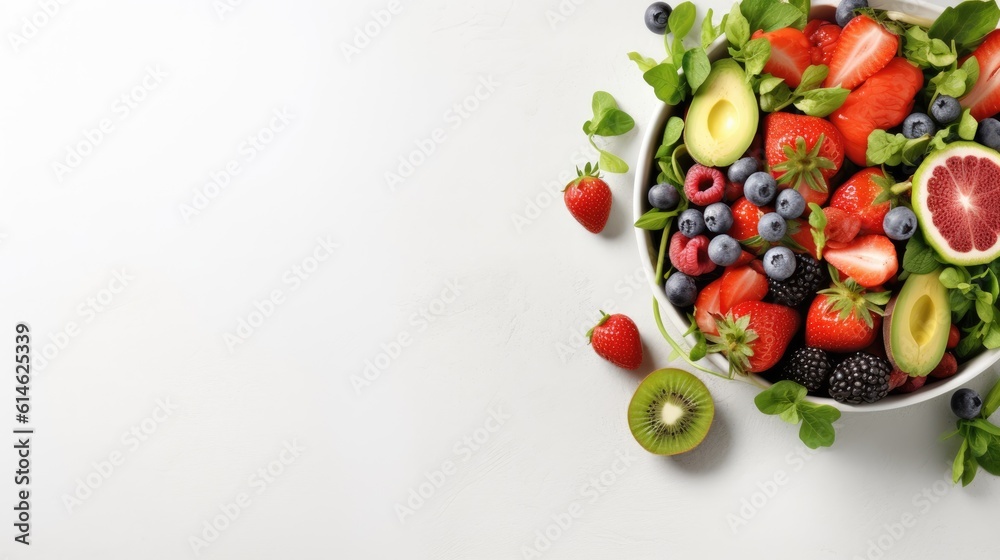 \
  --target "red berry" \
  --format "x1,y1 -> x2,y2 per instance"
888,368 -> 909,391
684,164 -> 726,206
823,207 -> 861,243
929,353 -> 958,379
668,232 -> 716,277
824,15 -> 897,90
564,165 -> 612,233
895,375 -> 927,394
725,180 -> 745,202
947,325 -> 960,350
588,312 -> 642,370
